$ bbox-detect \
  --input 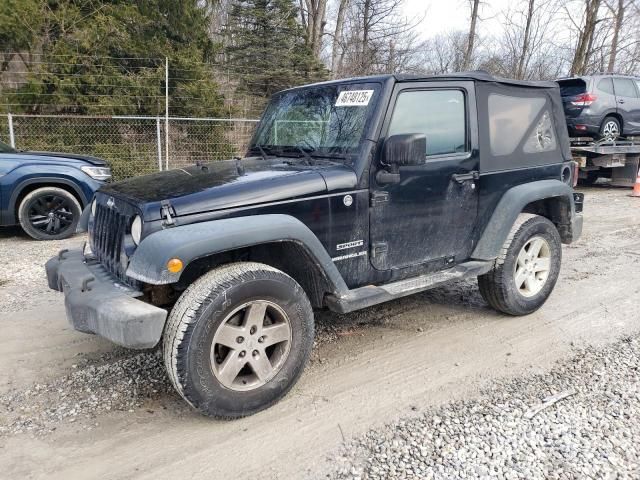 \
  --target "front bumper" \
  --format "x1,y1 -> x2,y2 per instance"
46,248 -> 167,349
